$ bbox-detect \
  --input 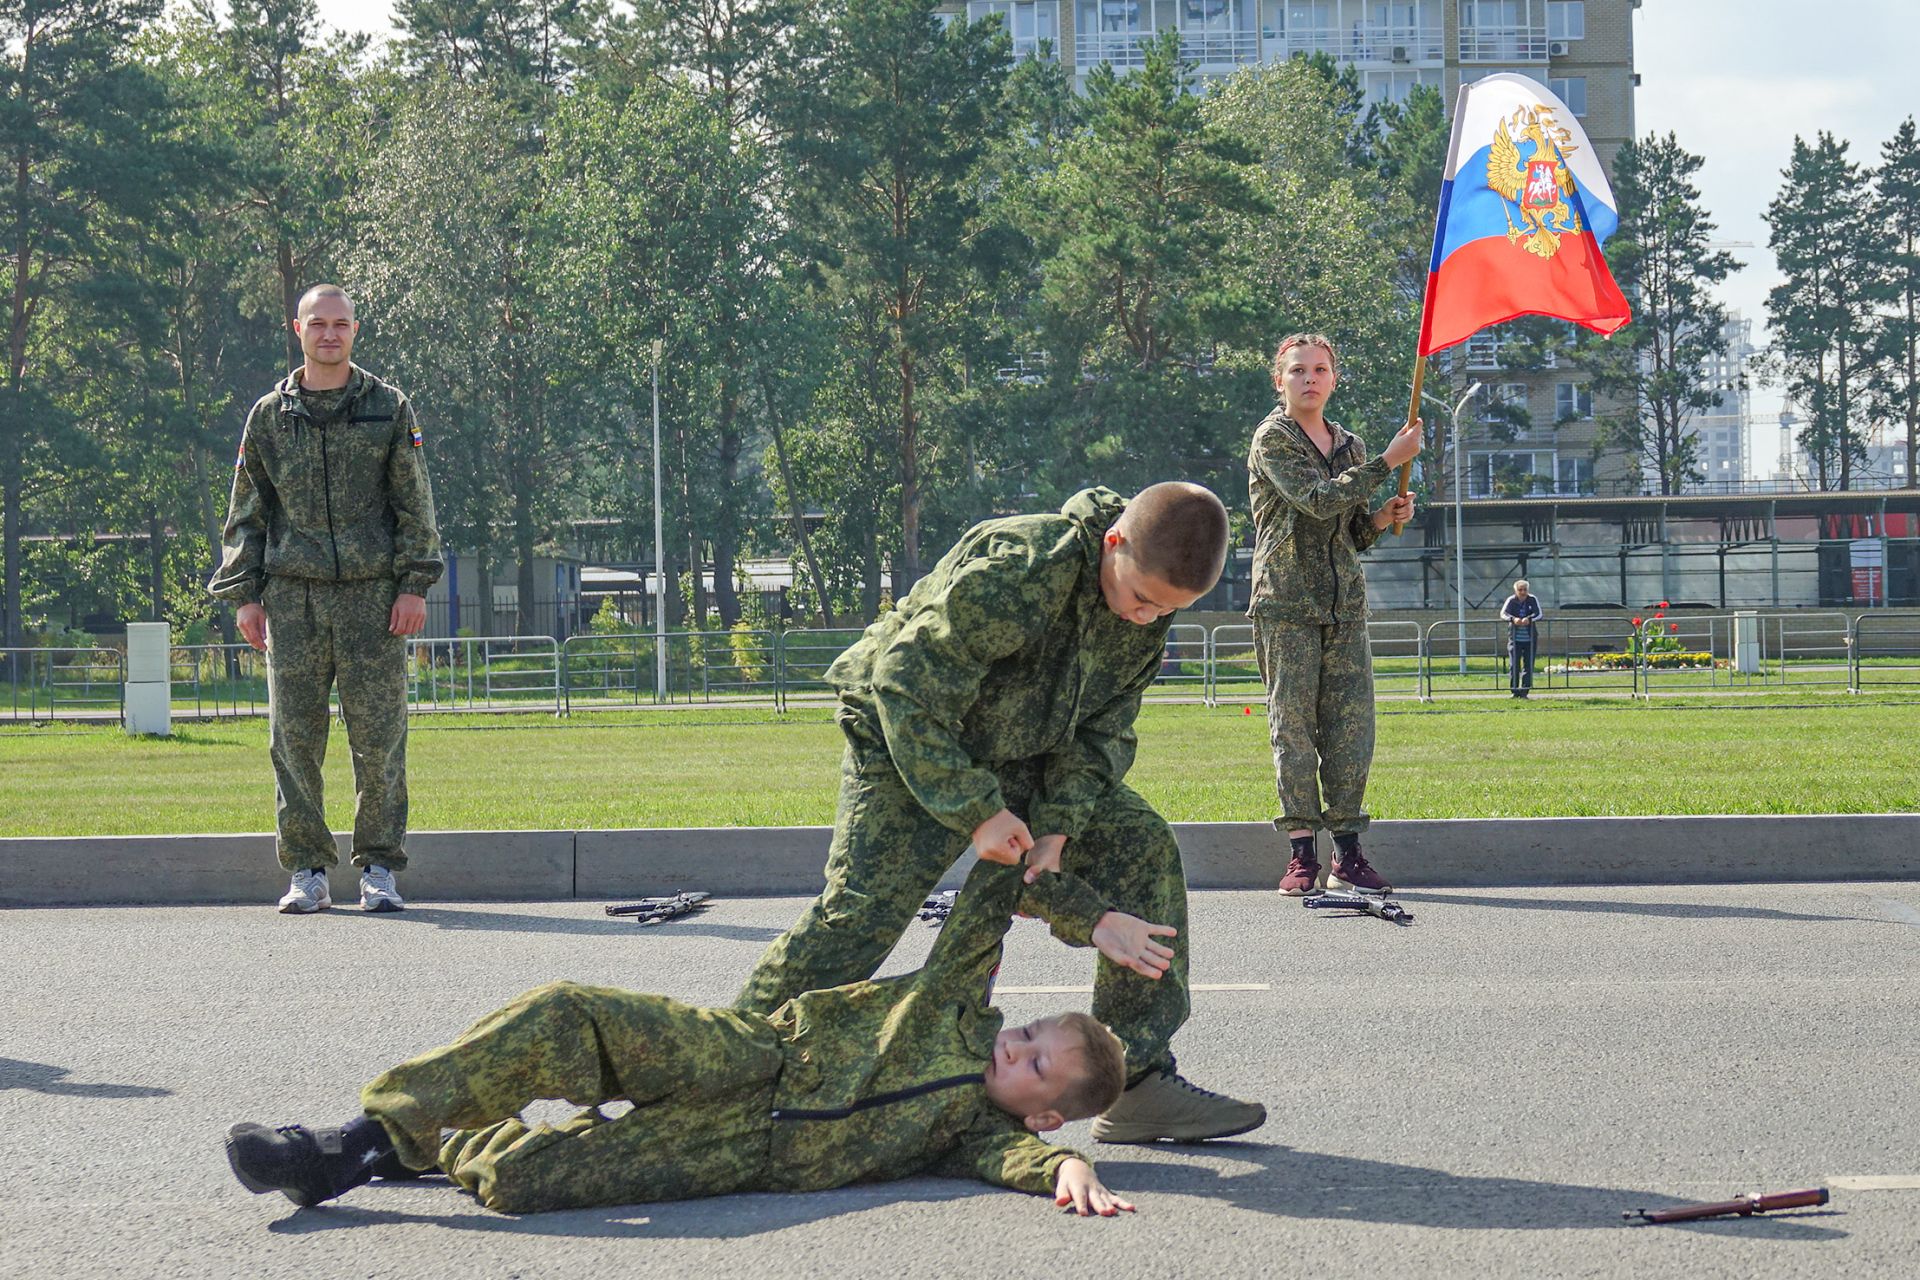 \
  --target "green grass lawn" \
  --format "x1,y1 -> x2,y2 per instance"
3,693 -> 1915,836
